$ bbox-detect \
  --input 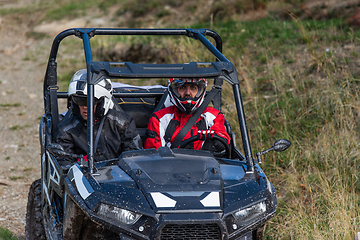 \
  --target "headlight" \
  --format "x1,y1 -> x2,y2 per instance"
98,203 -> 141,225
233,201 -> 266,223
